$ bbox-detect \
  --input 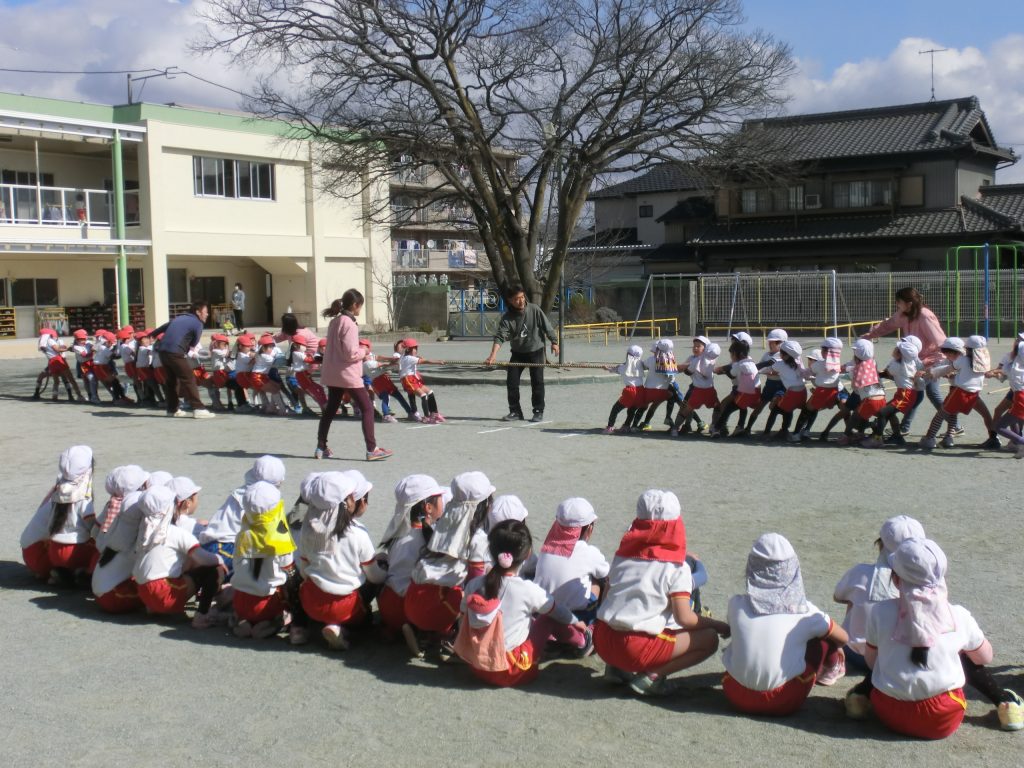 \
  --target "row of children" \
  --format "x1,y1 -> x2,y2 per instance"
604,328 -> 1024,454
20,446 -> 1023,739
33,326 -> 446,423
